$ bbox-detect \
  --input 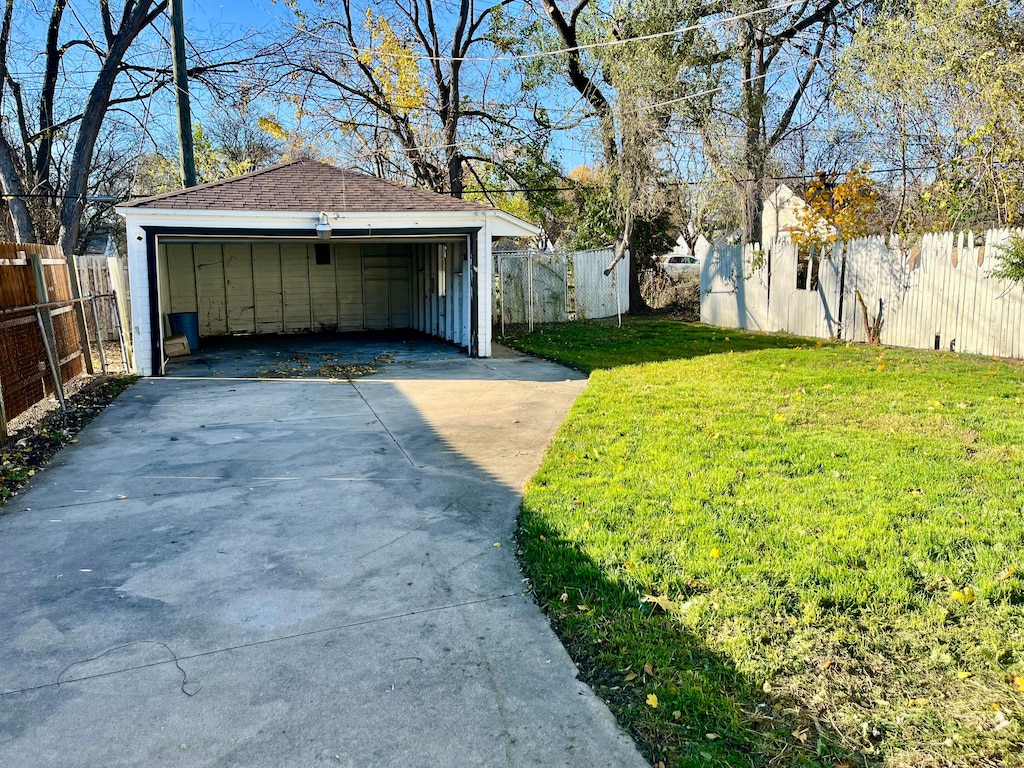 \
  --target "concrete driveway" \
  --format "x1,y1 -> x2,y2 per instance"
0,337 -> 647,767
